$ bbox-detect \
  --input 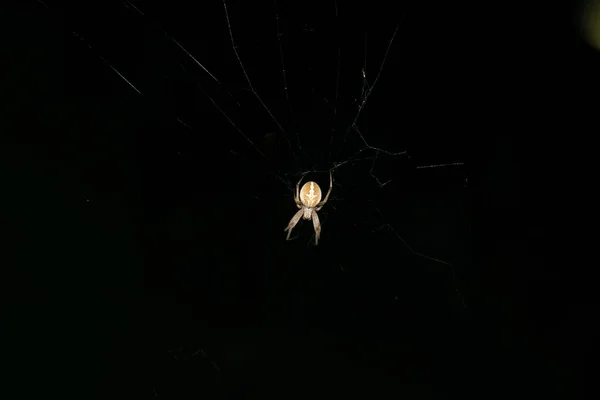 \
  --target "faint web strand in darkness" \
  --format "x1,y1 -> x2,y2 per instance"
127,0 -> 406,187
71,31 -> 141,95
191,348 -> 221,372
168,347 -> 221,372
269,9 -> 407,186
328,126 -> 406,187
273,0 -> 303,154
124,0 -> 219,83
361,30 -> 369,104
416,162 -> 465,169
274,1 -> 290,107
332,0 -> 341,134
65,1 -> 453,191
62,1 -> 293,190
345,21 -> 401,140
374,208 -> 468,309
123,0 -> 275,167
130,0 -> 302,182
323,11 -> 462,176
370,152 -> 391,188
222,1 -> 288,140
